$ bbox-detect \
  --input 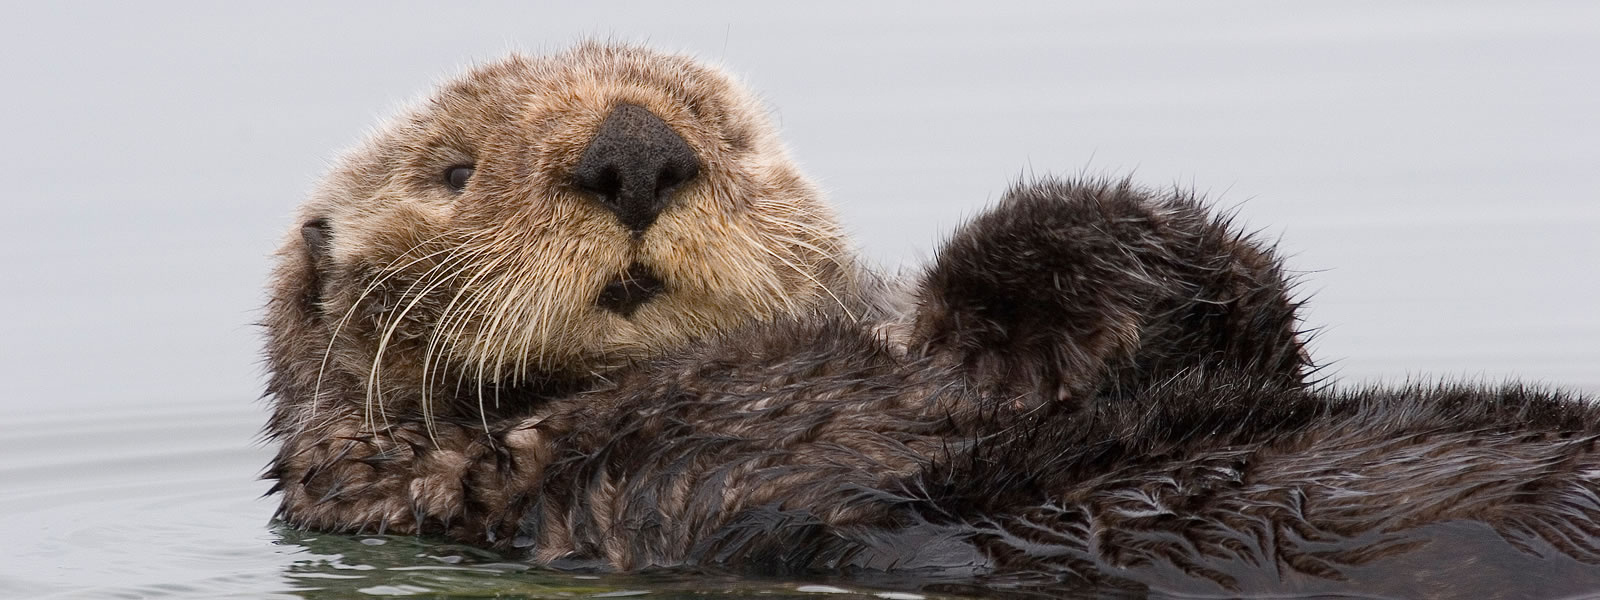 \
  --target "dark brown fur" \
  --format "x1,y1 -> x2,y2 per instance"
473,181 -> 1600,598
513,358 -> 1600,598
914,178 -> 1311,408
263,45 -> 1600,598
